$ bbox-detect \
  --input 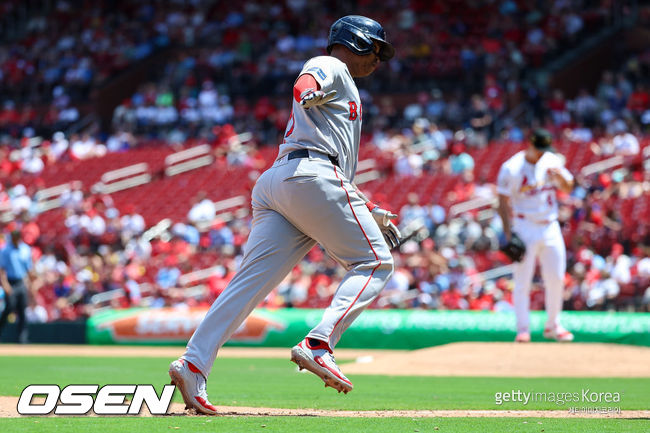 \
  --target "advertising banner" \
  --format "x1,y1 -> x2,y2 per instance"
87,309 -> 650,348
